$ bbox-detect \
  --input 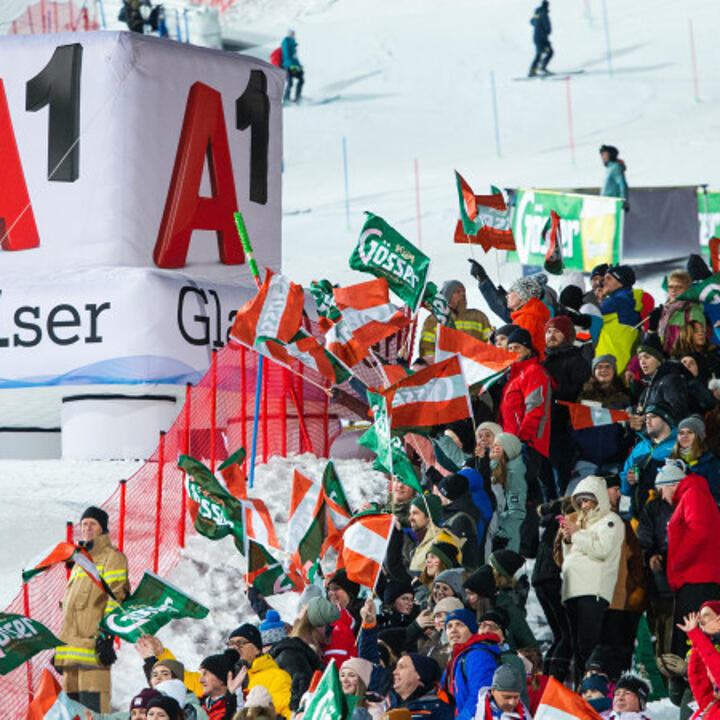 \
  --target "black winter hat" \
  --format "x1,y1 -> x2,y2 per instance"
687,253 -> 712,282
463,565 -> 497,599
559,285 -> 583,311
378,627 -> 408,659
615,673 -> 651,709
496,324 -> 519,339
506,327 -> 534,352
427,541 -> 461,569
328,568 -> 360,600
645,402 -> 676,429
479,607 -> 510,635
383,578 -> 414,607
406,653 -> 441,686
604,473 -> 621,490
607,264 -> 635,288
81,506 -> 108,534
637,333 -> 665,363
438,473 -> 469,501
229,623 -> 262,651
599,145 -> 619,161
489,550 -> 525,580
200,648 -> 239,682
446,418 -> 476,454
146,695 -> 182,720
591,263 -> 610,279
